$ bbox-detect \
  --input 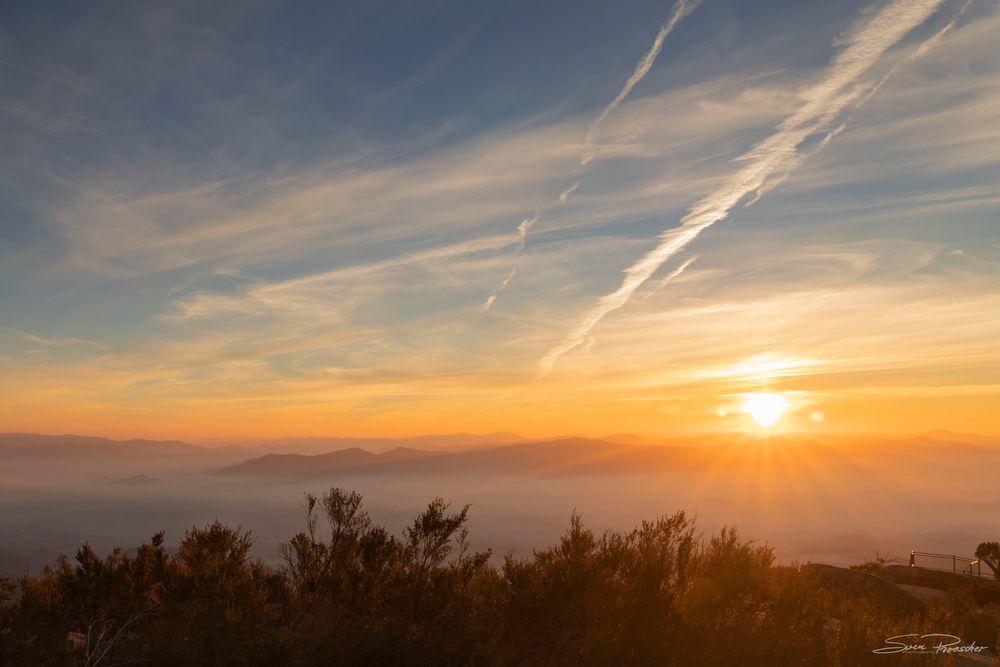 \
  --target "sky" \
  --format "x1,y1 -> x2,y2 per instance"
1,0 -> 998,440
